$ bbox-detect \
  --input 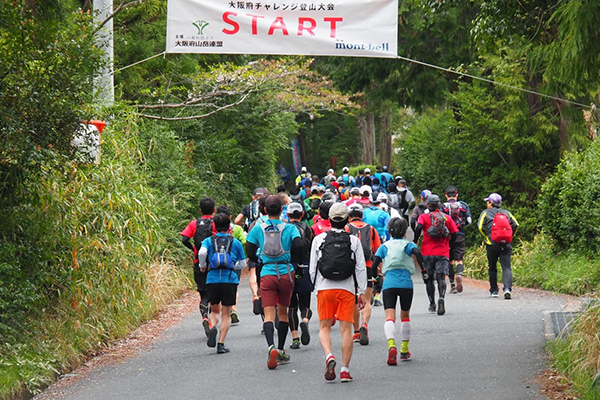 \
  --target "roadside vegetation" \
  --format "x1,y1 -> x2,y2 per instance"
1,0 -> 599,399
